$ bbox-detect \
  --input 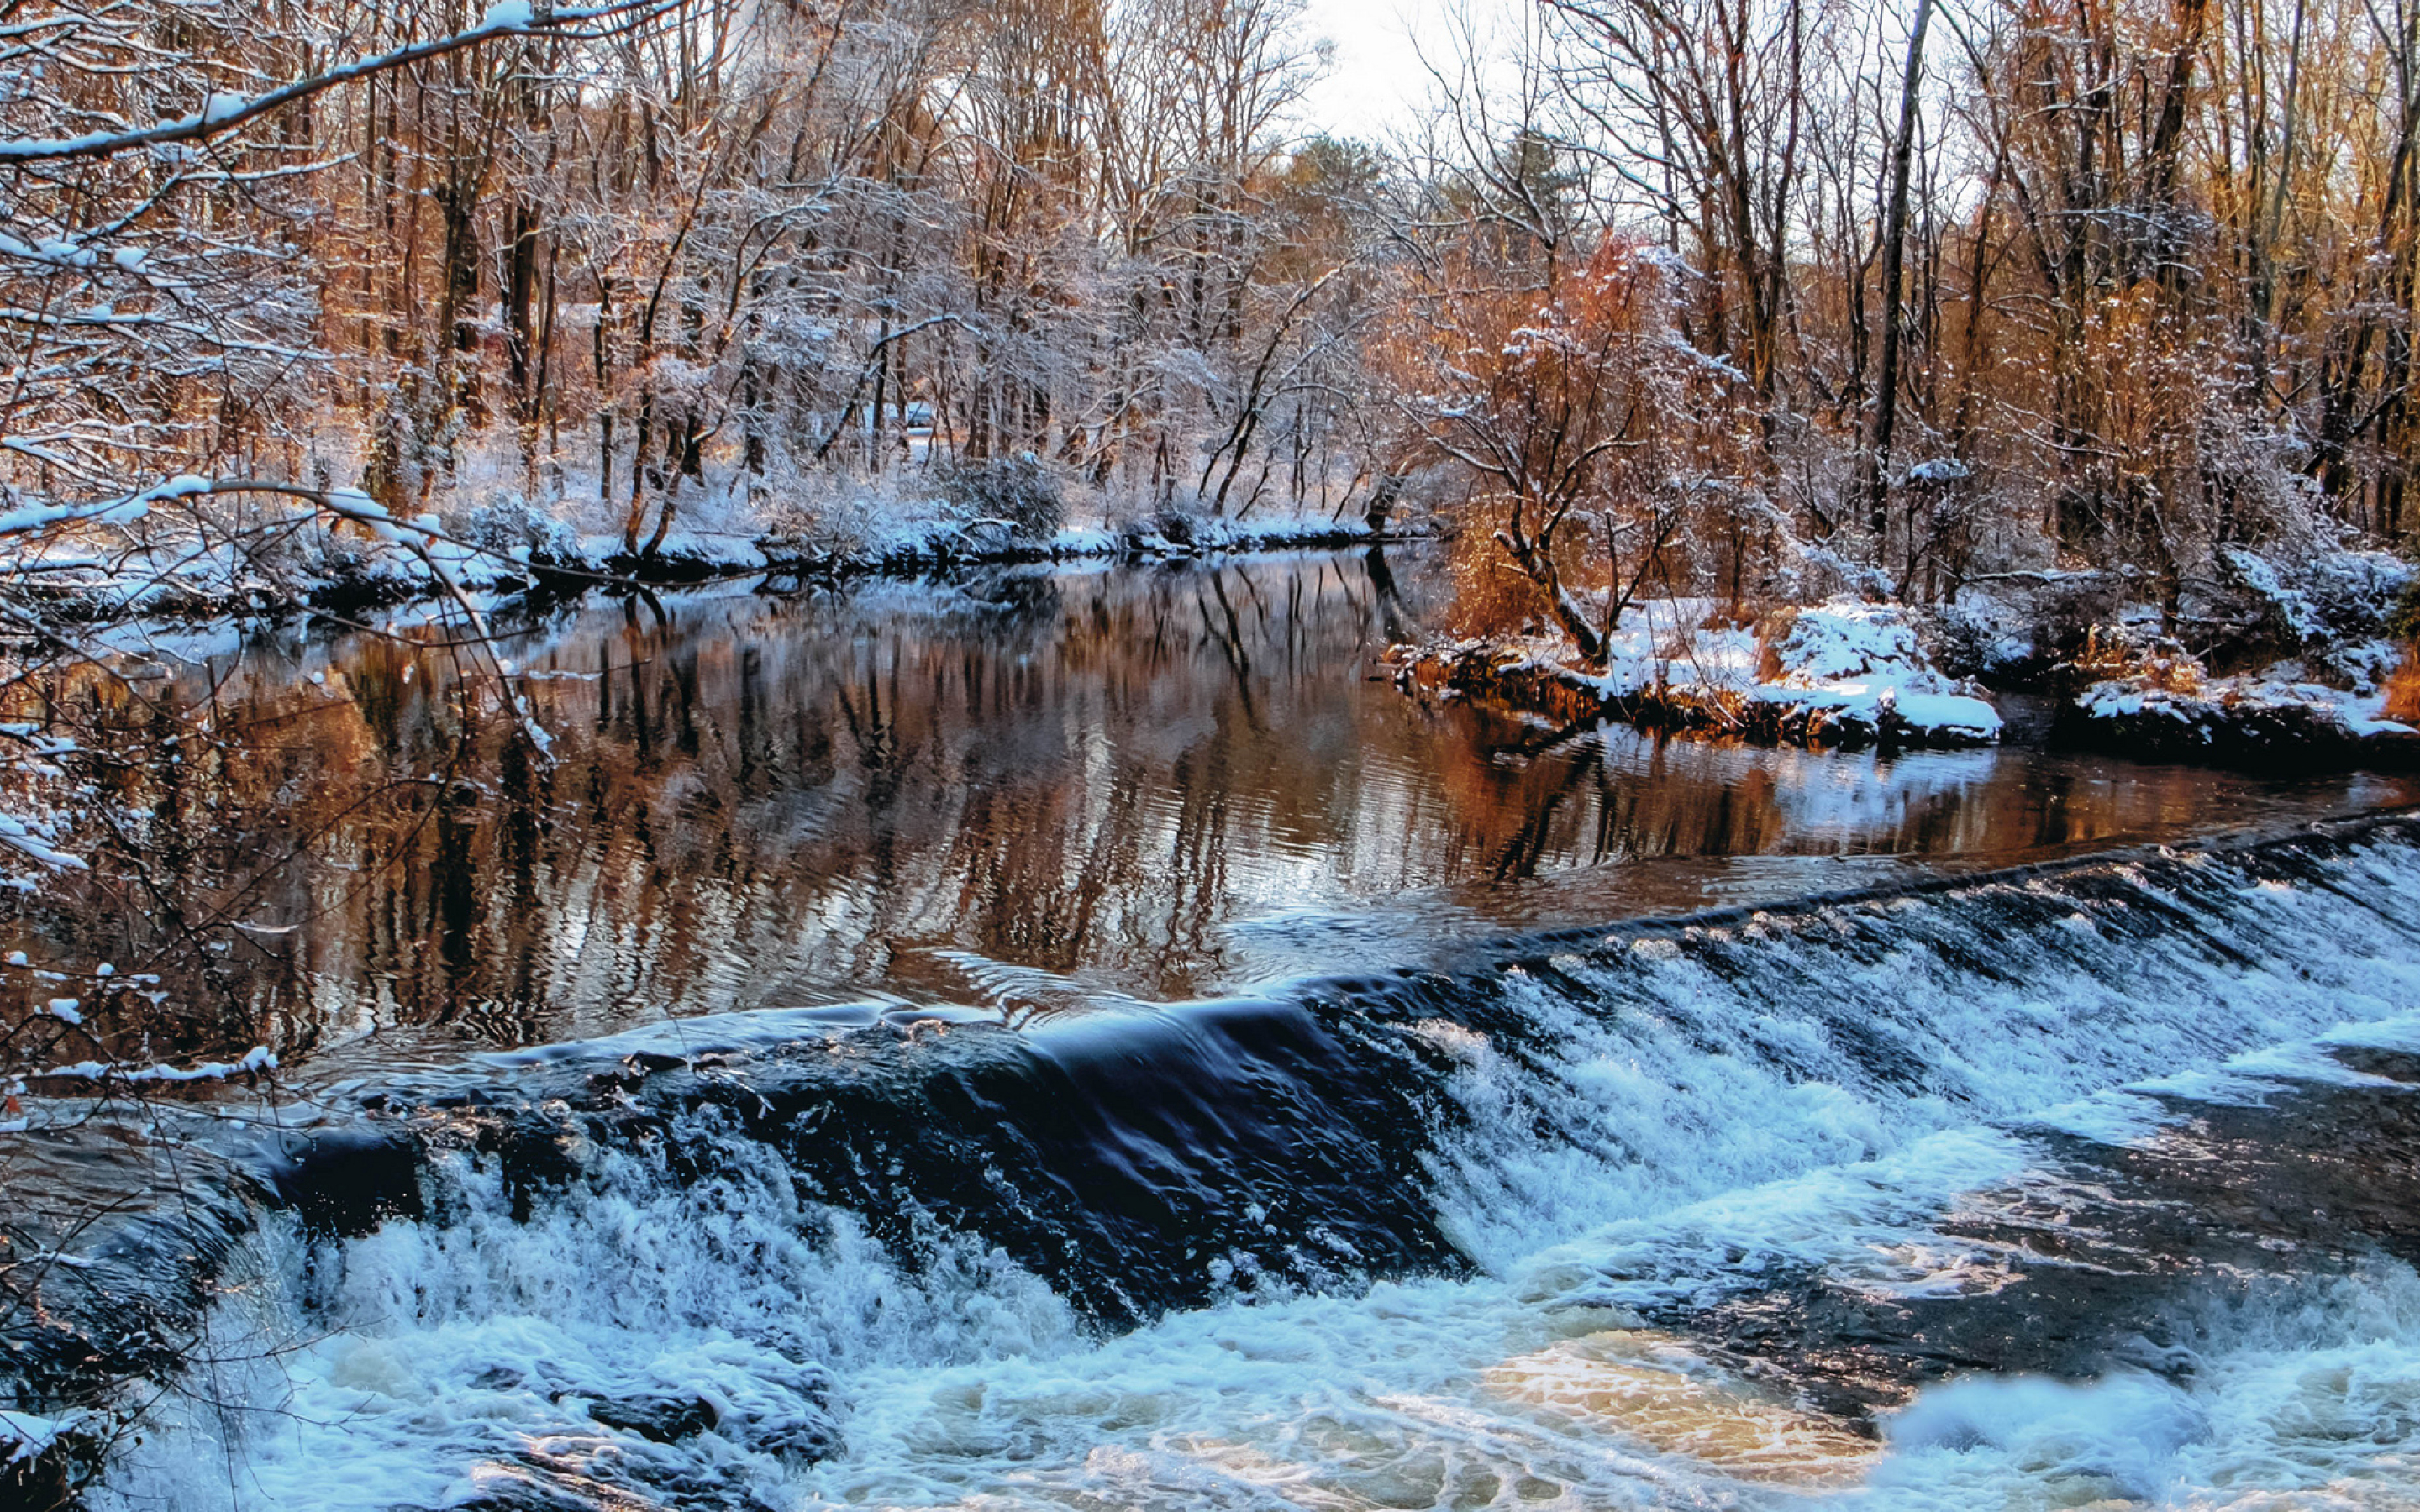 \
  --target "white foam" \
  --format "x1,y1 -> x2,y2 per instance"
1419,854 -> 2420,1272
1848,1265 -> 2420,1511
91,833 -> 2420,1511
